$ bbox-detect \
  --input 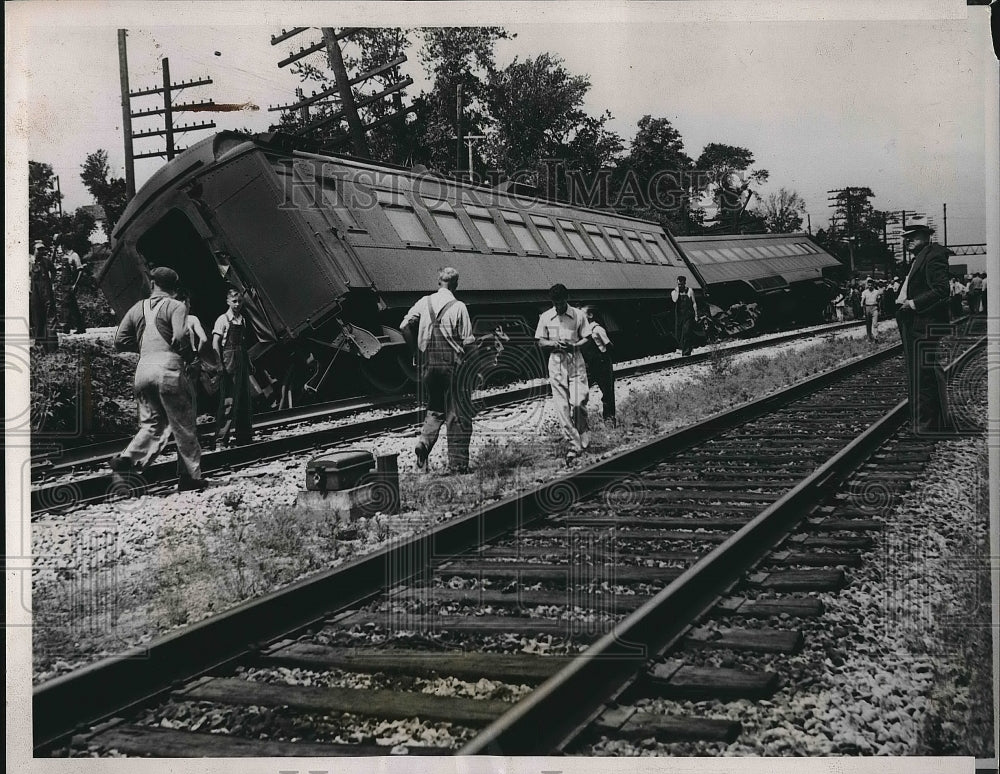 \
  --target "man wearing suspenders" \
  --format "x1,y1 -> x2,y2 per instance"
401,267 -> 477,473
111,266 -> 207,491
